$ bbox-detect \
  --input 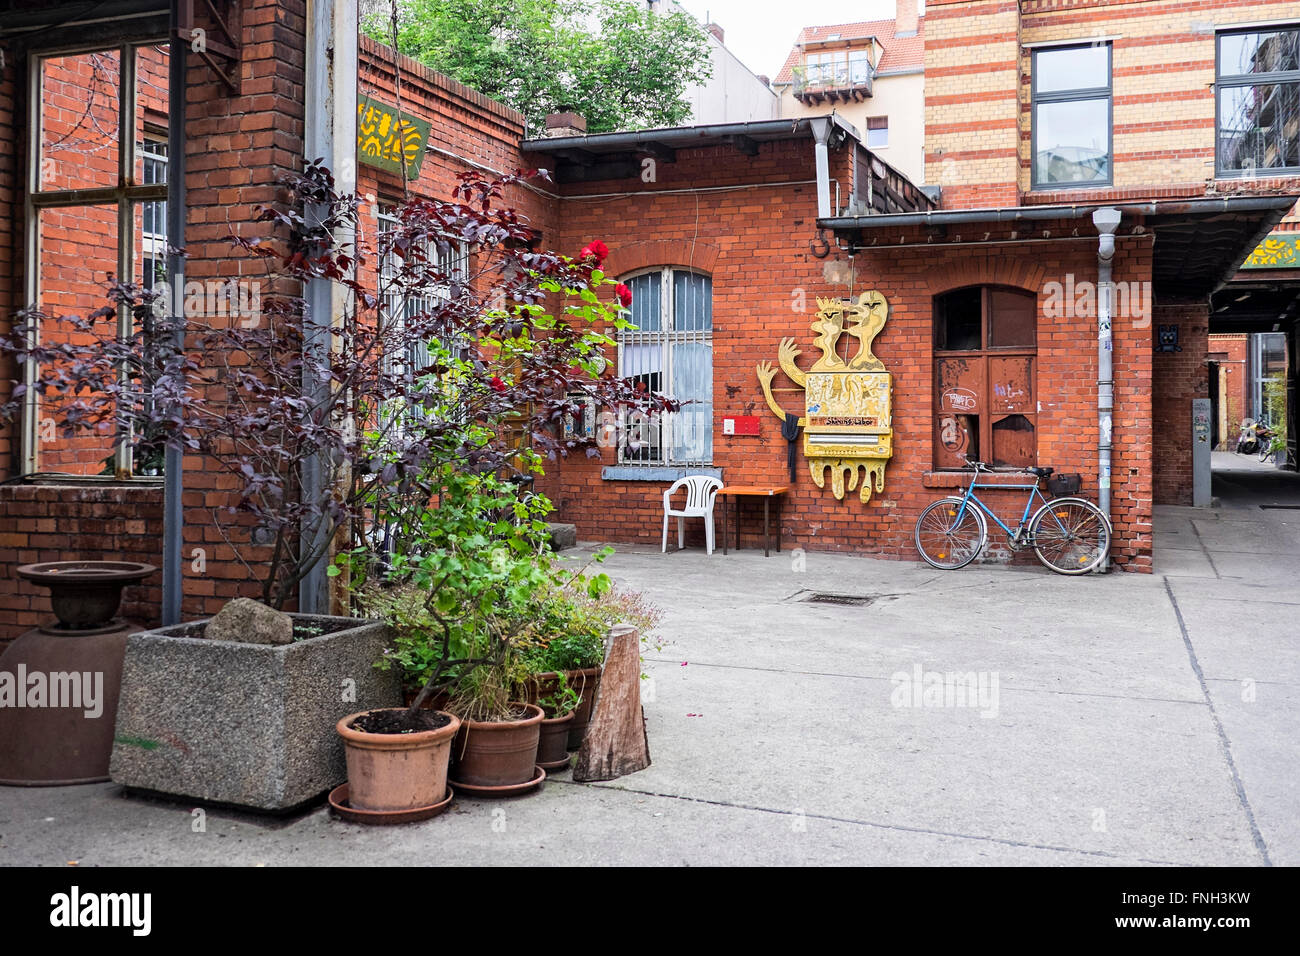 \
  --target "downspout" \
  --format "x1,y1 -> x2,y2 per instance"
1092,207 -> 1121,571
301,0 -> 358,613
161,1 -> 186,625
808,116 -> 833,218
